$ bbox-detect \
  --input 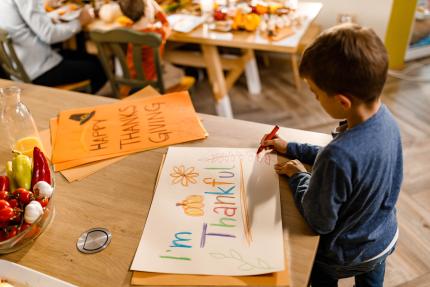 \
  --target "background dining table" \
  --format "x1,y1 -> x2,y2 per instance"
87,1 -> 323,118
